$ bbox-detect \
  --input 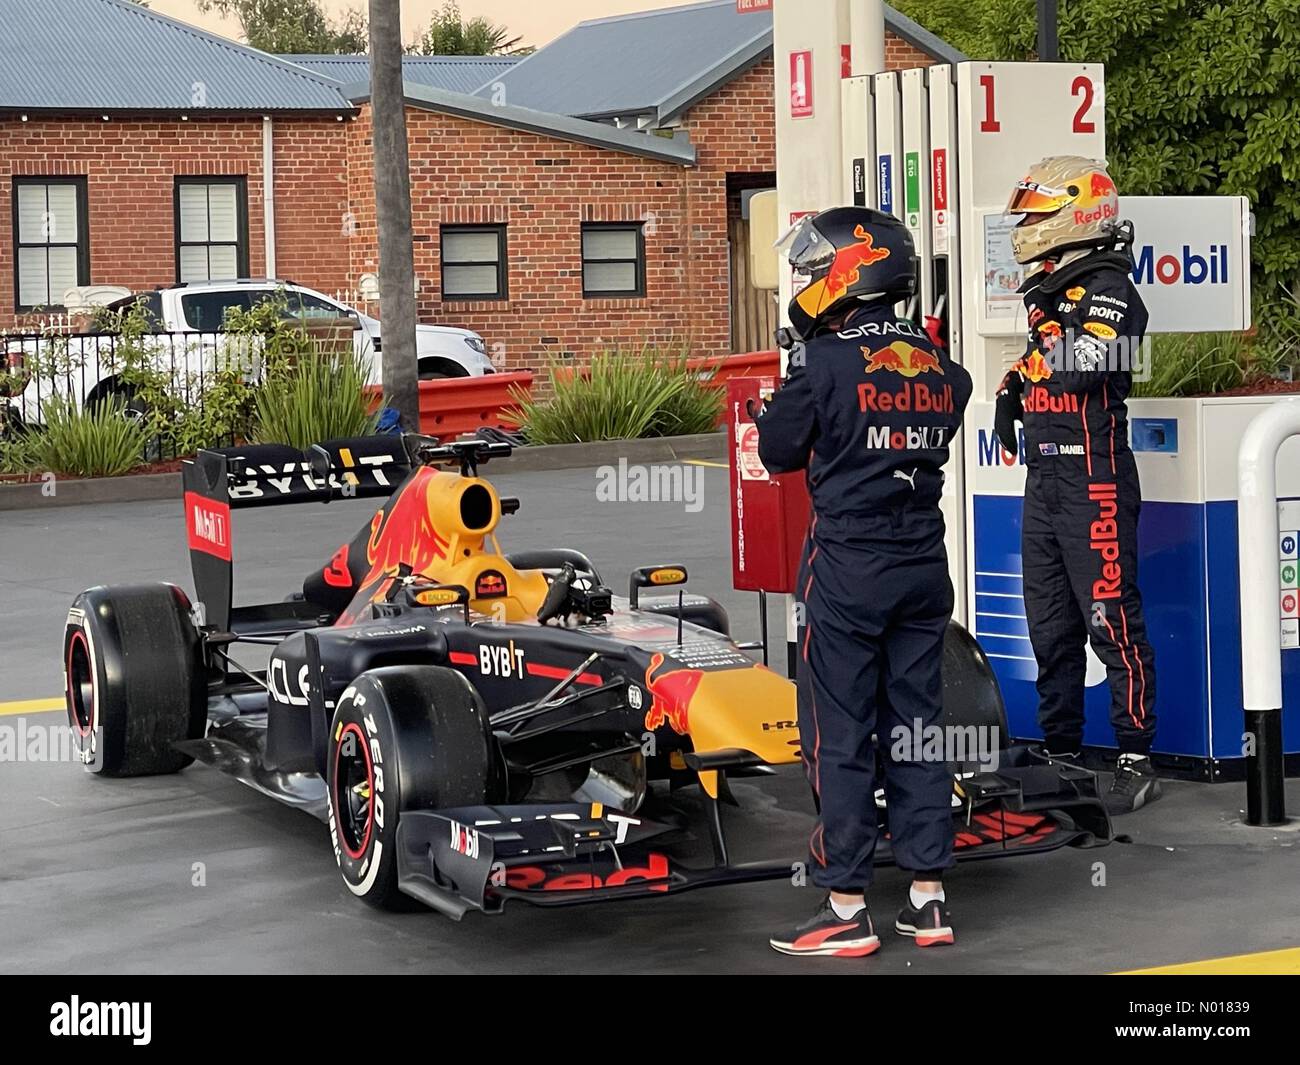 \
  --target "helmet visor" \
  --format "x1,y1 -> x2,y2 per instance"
774,215 -> 836,274
1006,180 -> 1075,216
